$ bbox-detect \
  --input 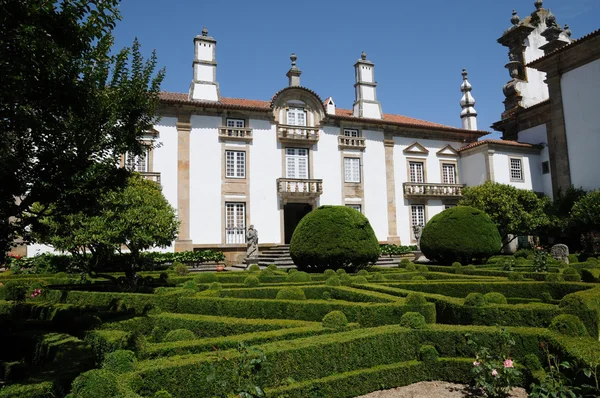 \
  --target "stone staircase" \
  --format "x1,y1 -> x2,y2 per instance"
233,245 -> 406,270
